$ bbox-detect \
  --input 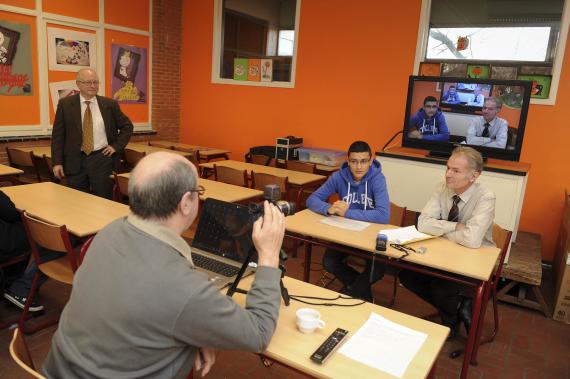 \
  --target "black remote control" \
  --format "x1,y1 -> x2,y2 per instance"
310,328 -> 349,364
